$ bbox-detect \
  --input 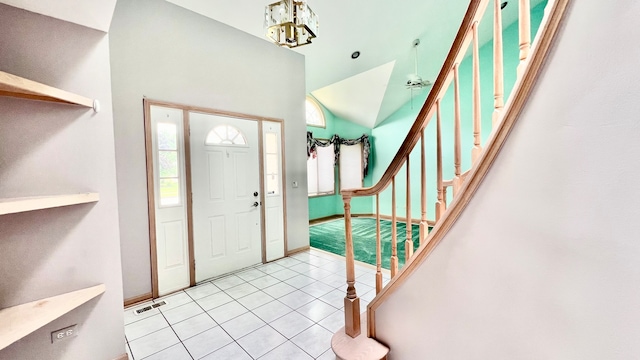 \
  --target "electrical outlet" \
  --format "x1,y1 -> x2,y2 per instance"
51,324 -> 78,343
